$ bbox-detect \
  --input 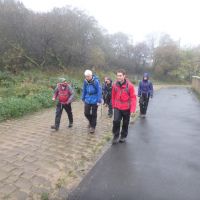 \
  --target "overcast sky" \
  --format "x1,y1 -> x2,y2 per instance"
19,0 -> 200,46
